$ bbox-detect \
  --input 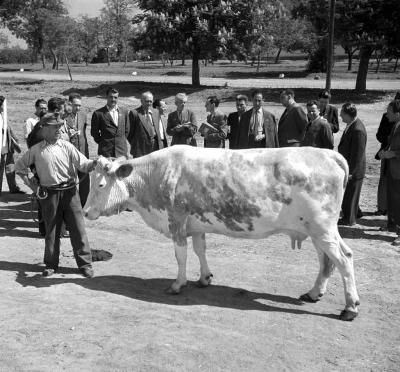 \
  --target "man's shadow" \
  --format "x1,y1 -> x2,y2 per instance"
0,260 -> 340,320
0,200 -> 38,238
